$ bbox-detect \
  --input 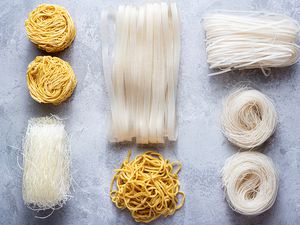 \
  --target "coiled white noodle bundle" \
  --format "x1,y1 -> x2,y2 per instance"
221,88 -> 277,149
101,3 -> 180,144
22,116 -> 71,213
222,152 -> 279,215
202,11 -> 299,75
